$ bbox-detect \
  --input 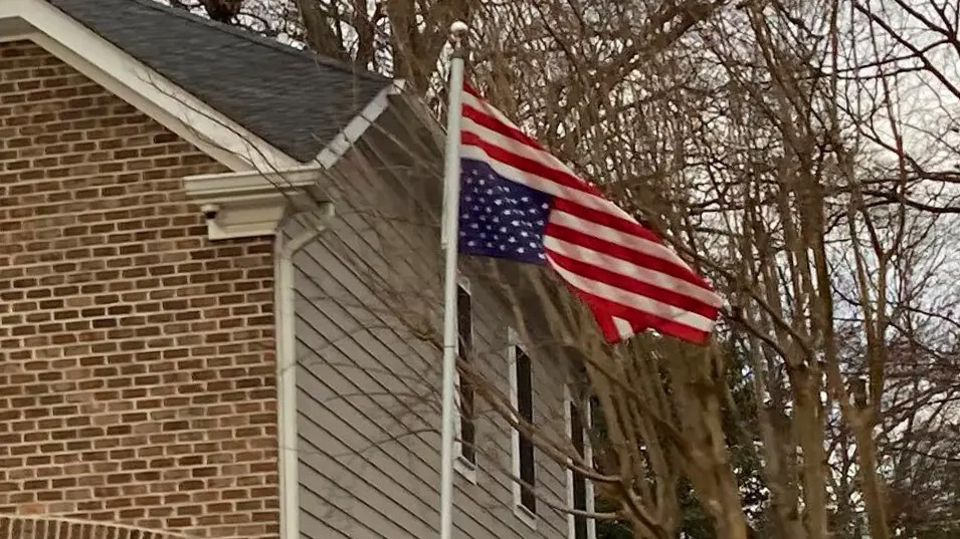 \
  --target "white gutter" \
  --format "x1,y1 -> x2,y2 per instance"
269,80 -> 405,535
275,203 -> 336,539
165,61 -> 406,539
